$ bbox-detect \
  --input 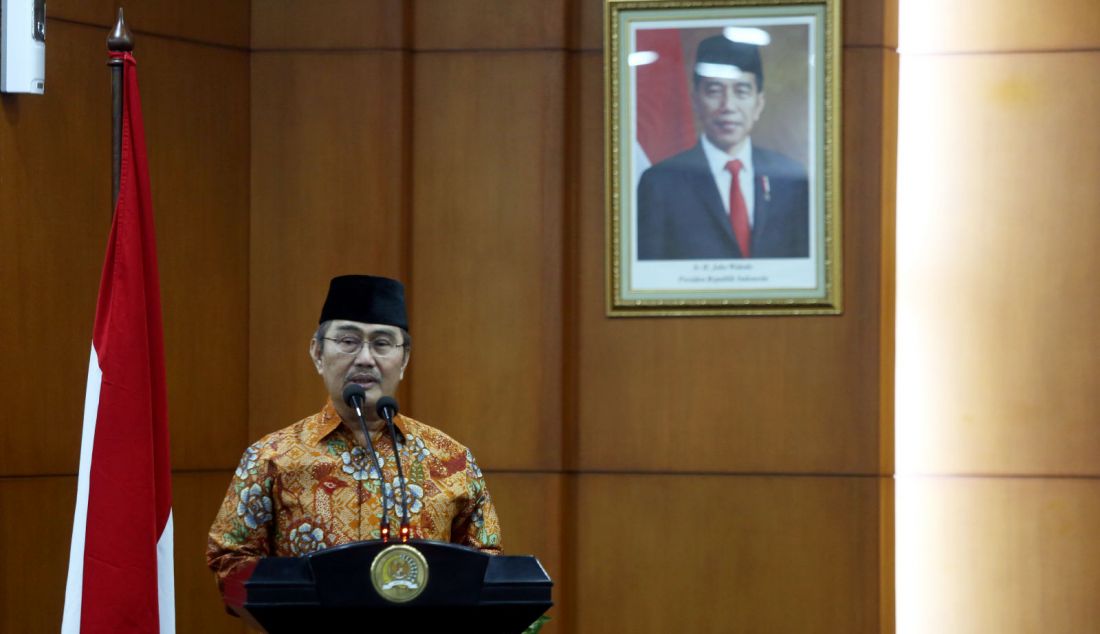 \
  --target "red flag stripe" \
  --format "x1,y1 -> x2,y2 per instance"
636,29 -> 698,165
